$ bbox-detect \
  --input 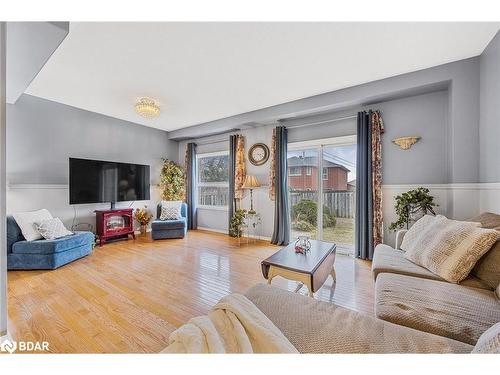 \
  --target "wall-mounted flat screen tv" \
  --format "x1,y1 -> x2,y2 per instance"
69,158 -> 150,205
